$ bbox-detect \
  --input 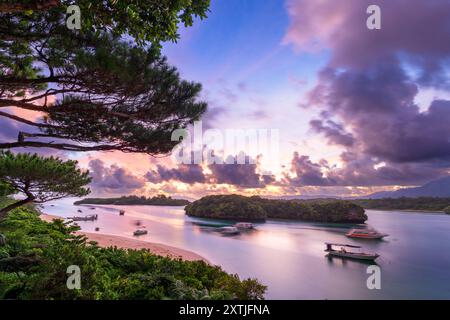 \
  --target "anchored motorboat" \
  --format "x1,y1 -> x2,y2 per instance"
219,226 -> 240,235
233,222 -> 254,230
346,229 -> 388,240
70,214 -> 98,222
324,243 -> 379,261
133,229 -> 148,236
